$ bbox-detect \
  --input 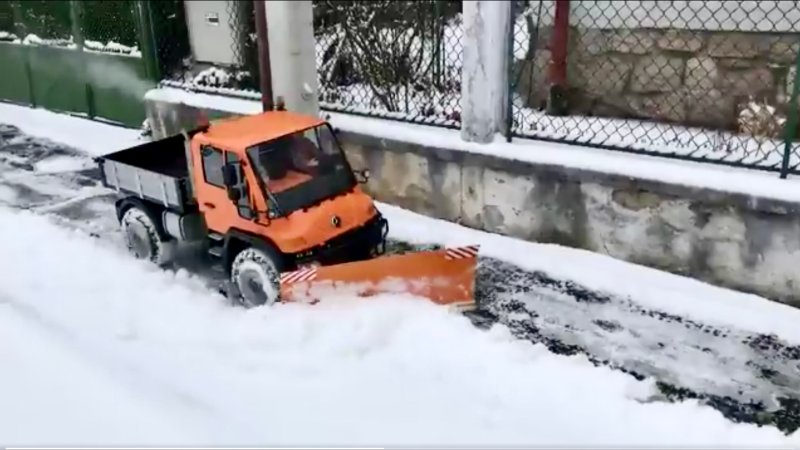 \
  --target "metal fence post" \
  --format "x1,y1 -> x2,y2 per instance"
70,0 -> 94,119
504,0 -> 515,143
10,0 -> 35,107
780,49 -> 800,179
134,0 -> 160,83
